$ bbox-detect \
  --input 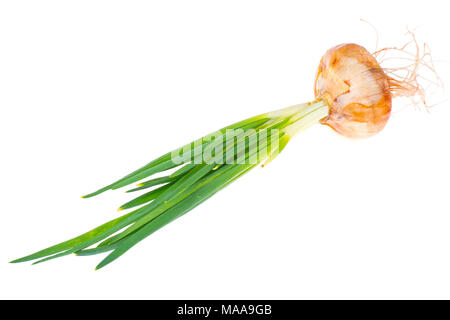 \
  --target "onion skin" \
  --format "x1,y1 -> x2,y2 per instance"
314,43 -> 392,138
